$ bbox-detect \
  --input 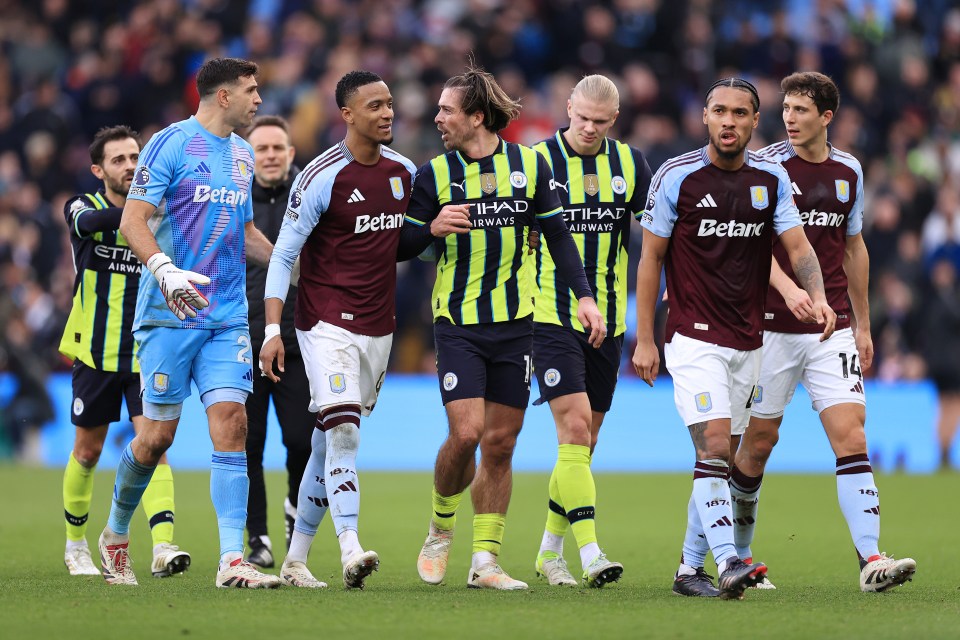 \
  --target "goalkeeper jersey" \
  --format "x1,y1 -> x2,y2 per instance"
128,116 -> 255,331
